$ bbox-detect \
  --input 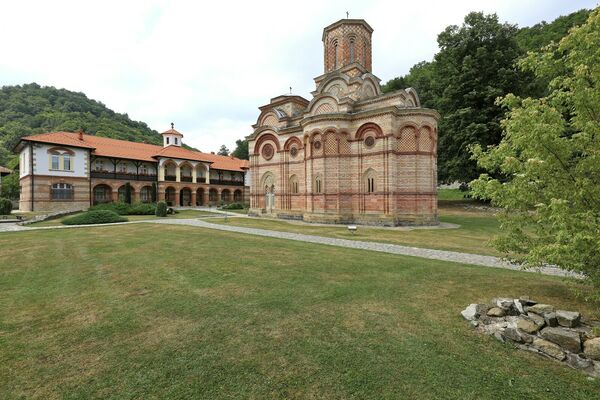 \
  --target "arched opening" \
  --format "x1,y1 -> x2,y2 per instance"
196,188 -> 205,206
196,164 -> 208,183
209,188 -> 218,206
140,186 -> 153,203
260,172 -> 275,212
221,189 -> 231,204
314,175 -> 322,194
233,189 -> 243,203
180,187 -> 191,206
117,184 -> 134,203
163,161 -> 177,181
93,184 -> 112,205
180,163 -> 193,182
165,186 -> 176,206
